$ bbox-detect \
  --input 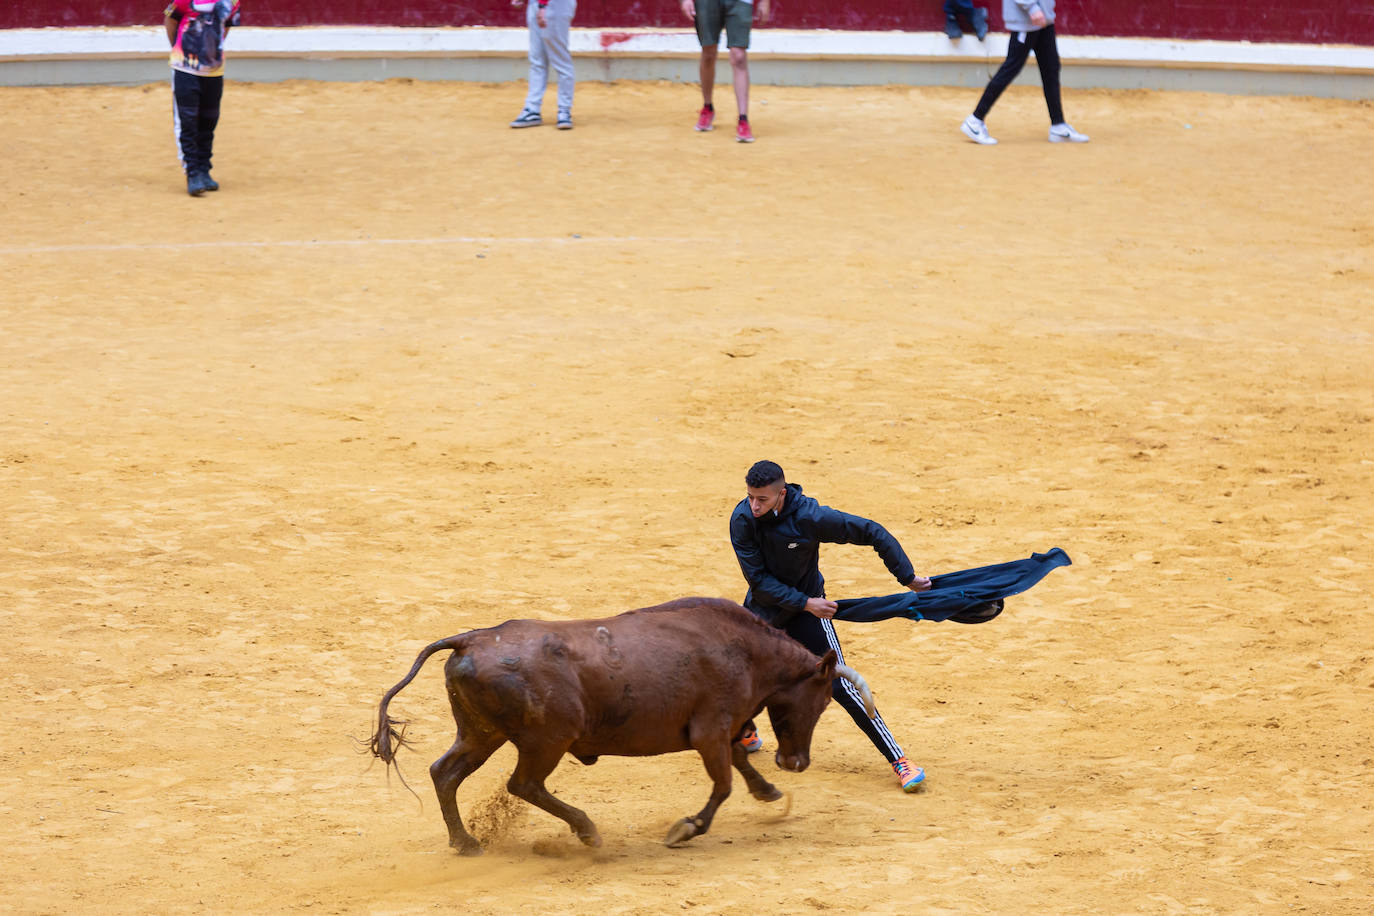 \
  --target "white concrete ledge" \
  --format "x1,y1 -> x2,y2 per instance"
3,26 -> 1372,94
